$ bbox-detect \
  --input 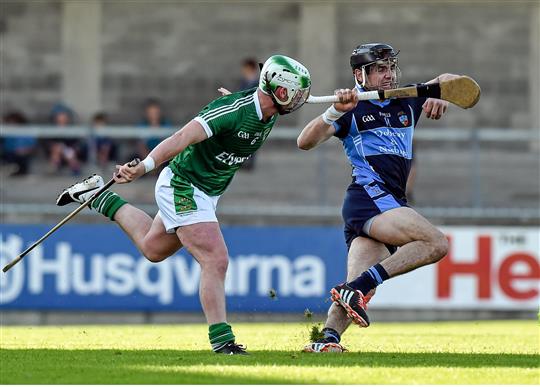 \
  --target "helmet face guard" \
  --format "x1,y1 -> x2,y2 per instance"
360,57 -> 401,90
281,86 -> 311,113
259,55 -> 311,115
350,43 -> 401,90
